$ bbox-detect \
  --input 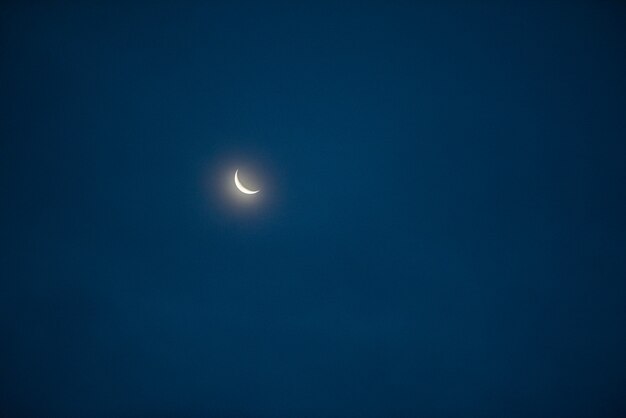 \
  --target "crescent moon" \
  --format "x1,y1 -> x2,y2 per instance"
234,169 -> 260,194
